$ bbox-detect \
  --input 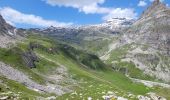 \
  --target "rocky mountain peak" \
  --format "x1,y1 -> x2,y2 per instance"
0,14 -> 15,36
0,15 -> 6,29
151,0 -> 166,9
0,14 -> 7,27
153,0 -> 160,5
135,0 -> 169,25
124,0 -> 170,54
139,0 -> 167,19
